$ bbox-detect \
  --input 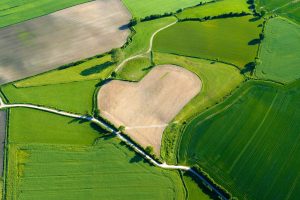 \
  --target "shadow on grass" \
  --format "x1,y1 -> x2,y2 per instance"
248,38 -> 261,45
80,61 -> 113,76
142,65 -> 154,71
184,171 -> 221,200
68,117 -> 90,124
241,62 -> 256,75
249,16 -> 260,22
95,79 -> 112,87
